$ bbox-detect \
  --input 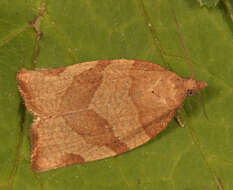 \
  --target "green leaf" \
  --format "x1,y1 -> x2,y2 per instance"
0,0 -> 233,190
197,0 -> 233,25
197,0 -> 220,7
